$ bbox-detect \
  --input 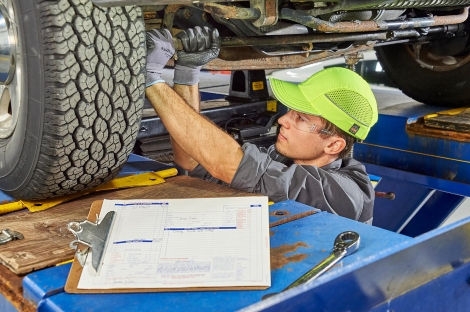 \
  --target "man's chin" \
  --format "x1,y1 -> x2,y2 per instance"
274,142 -> 288,158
